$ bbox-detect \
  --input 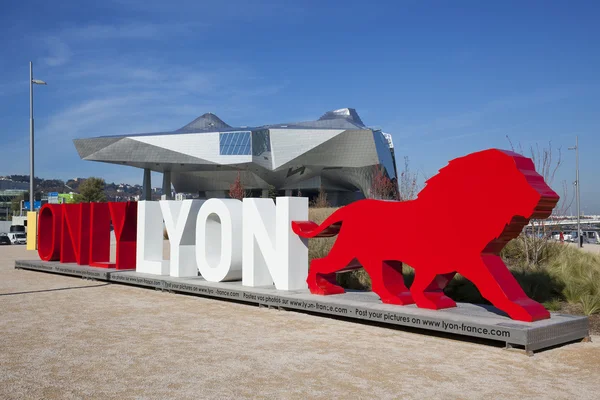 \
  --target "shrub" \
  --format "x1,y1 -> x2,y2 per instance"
229,172 -> 247,200
501,235 -> 565,267
579,295 -> 600,316
267,185 -> 277,200
543,298 -> 562,311
370,165 -> 397,200
546,245 -> 600,315
310,186 -> 329,208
